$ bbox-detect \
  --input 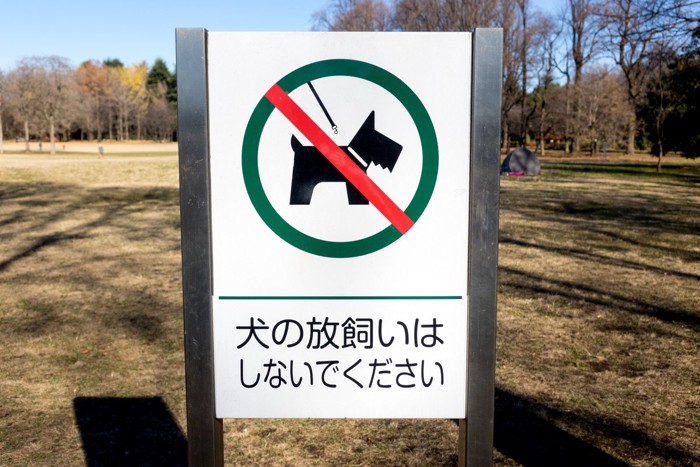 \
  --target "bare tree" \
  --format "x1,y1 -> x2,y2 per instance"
145,82 -> 176,142
643,44 -> 676,171
530,12 -> 561,155
553,33 -> 574,153
0,71 -> 5,154
498,0 -> 522,151
517,0 -> 531,146
313,0 -> 393,31
110,67 -> 132,140
103,60 -> 124,140
562,0 -> 603,153
23,56 -> 77,154
394,0 -> 499,31
599,0 -> 697,154
5,62 -> 42,152
586,70 -> 631,153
